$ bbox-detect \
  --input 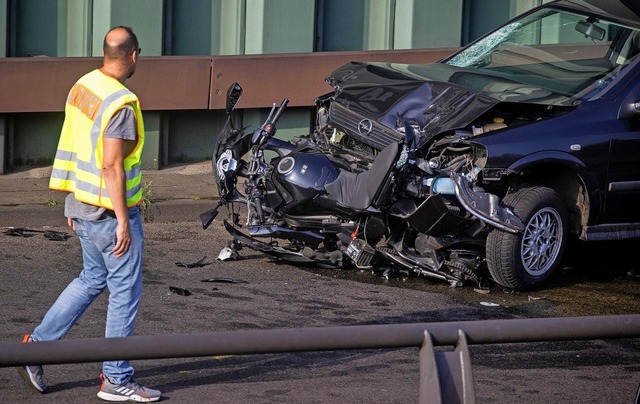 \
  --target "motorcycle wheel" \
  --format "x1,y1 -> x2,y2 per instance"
486,185 -> 568,290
